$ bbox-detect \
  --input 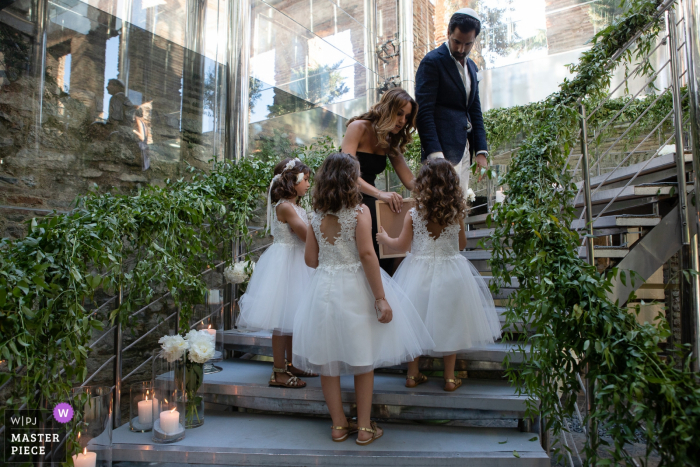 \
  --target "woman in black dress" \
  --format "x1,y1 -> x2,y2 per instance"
340,88 -> 418,273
